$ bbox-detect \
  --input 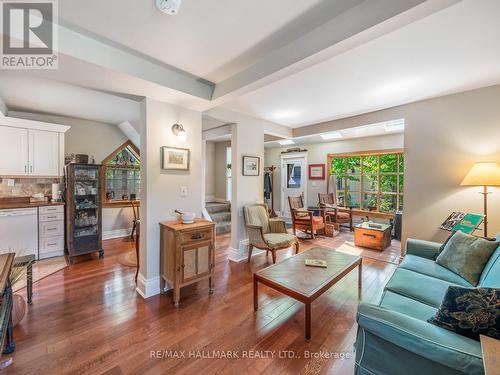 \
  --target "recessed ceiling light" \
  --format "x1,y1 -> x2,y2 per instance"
320,131 -> 343,140
278,139 -> 295,146
384,119 -> 405,132
155,0 -> 182,15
